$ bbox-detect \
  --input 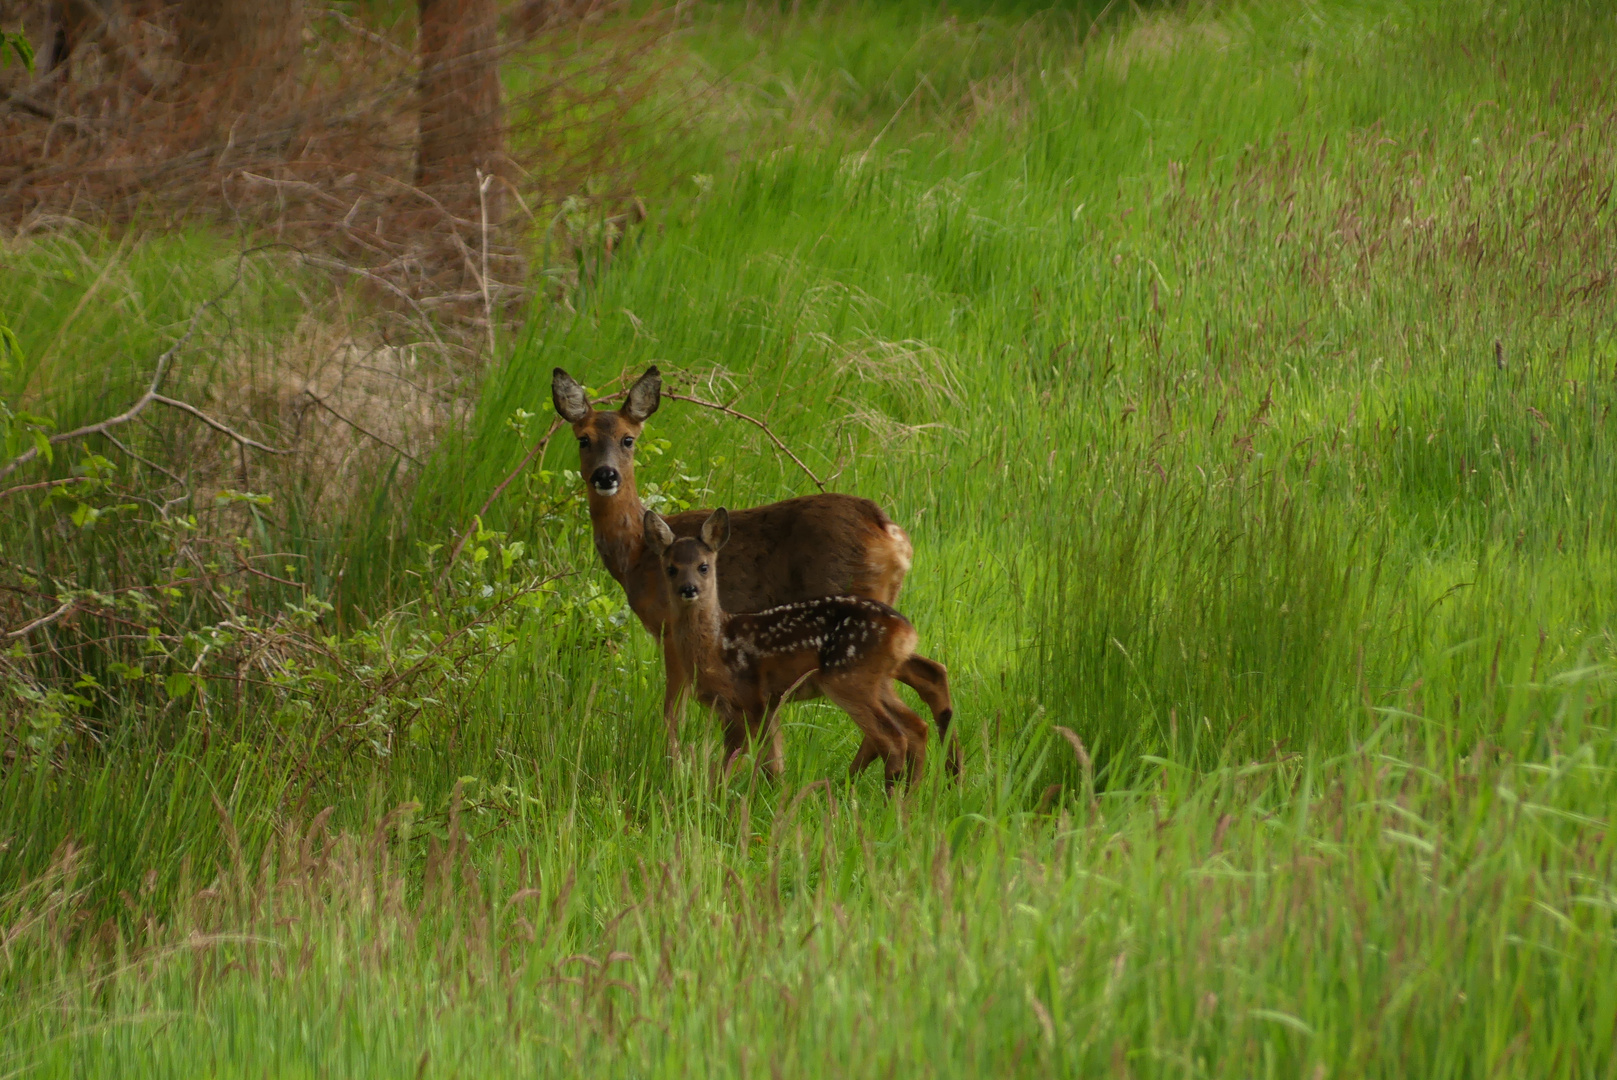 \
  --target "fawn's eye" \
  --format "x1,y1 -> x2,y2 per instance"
622,436 -> 635,448
577,436 -> 590,448
667,566 -> 677,577
698,564 -> 709,575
